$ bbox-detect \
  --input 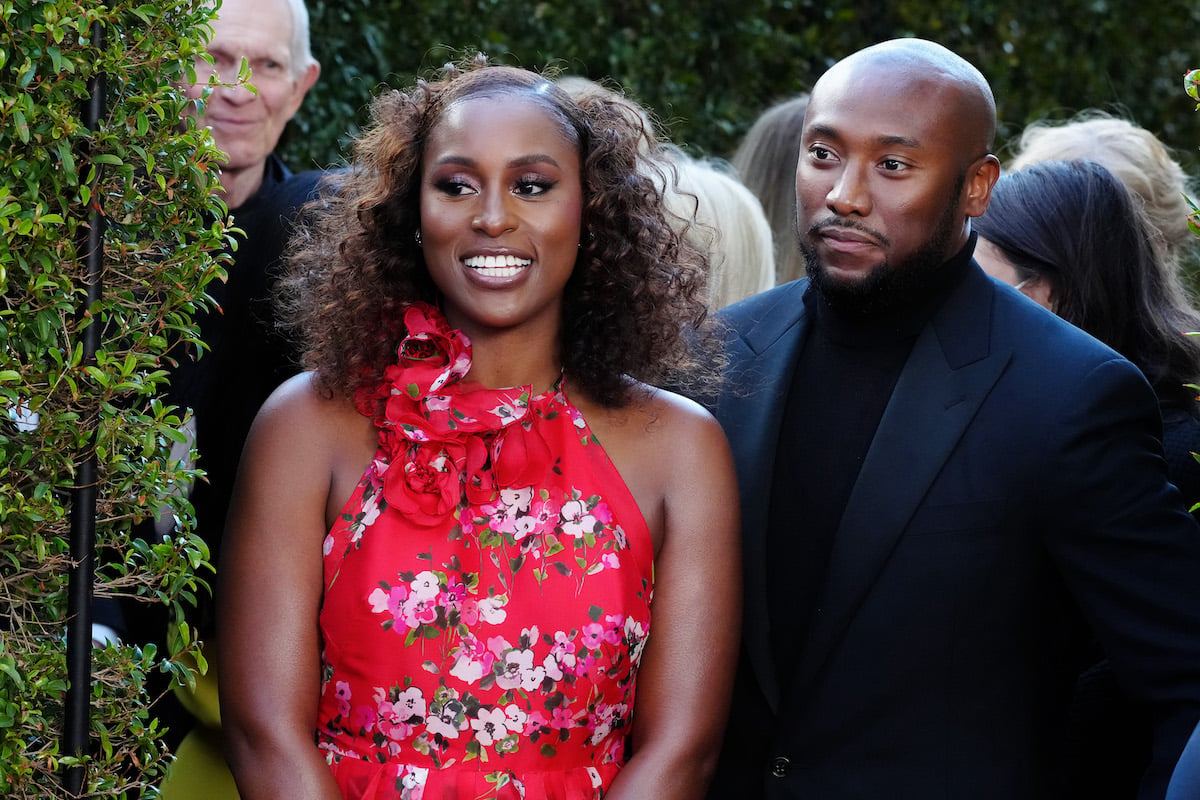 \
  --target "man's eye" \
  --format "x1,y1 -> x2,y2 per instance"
880,159 -> 906,171
810,147 -> 832,160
